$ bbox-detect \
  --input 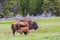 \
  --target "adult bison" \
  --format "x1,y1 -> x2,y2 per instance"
11,19 -> 38,35
19,19 -> 38,30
